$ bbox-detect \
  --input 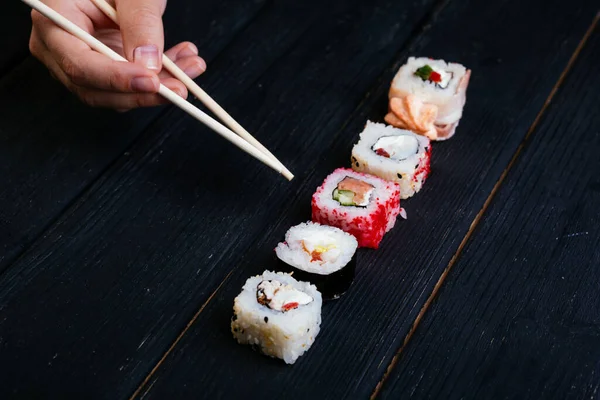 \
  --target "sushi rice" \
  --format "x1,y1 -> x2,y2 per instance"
231,271 -> 322,364
352,121 -> 431,199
